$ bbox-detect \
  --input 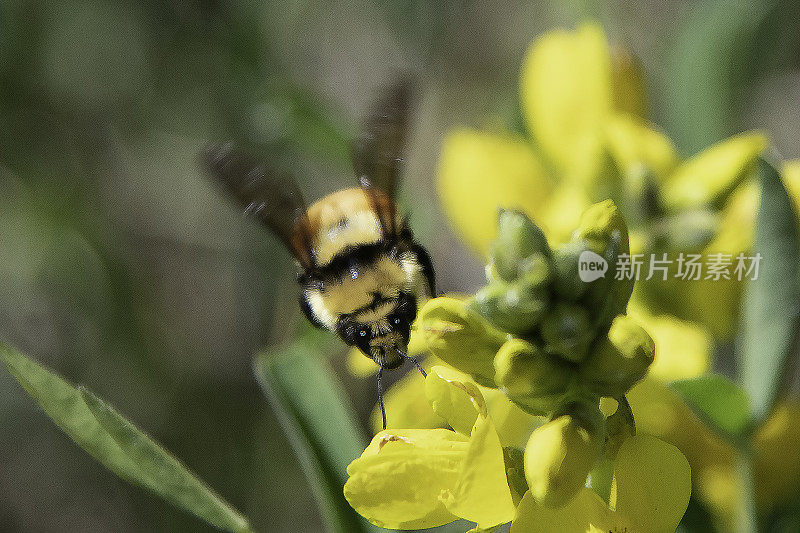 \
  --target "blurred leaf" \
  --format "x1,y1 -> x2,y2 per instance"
663,0 -> 778,155
0,342 -> 253,533
738,159 -> 800,425
80,390 -> 255,532
670,374 -> 751,441
254,336 -> 384,533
